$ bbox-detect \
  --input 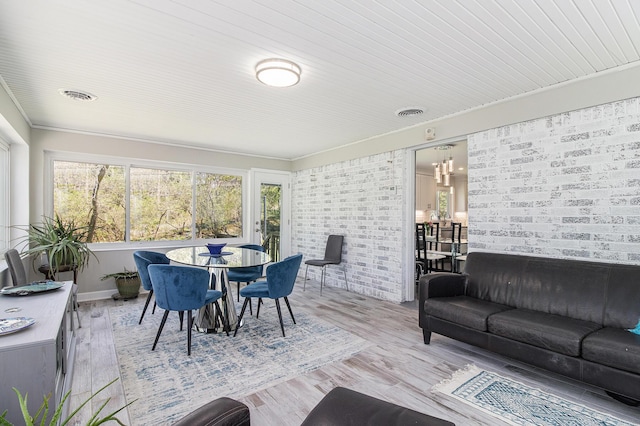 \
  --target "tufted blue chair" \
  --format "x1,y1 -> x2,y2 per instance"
227,244 -> 266,302
234,254 -> 302,338
133,251 -> 170,324
148,264 -> 228,355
